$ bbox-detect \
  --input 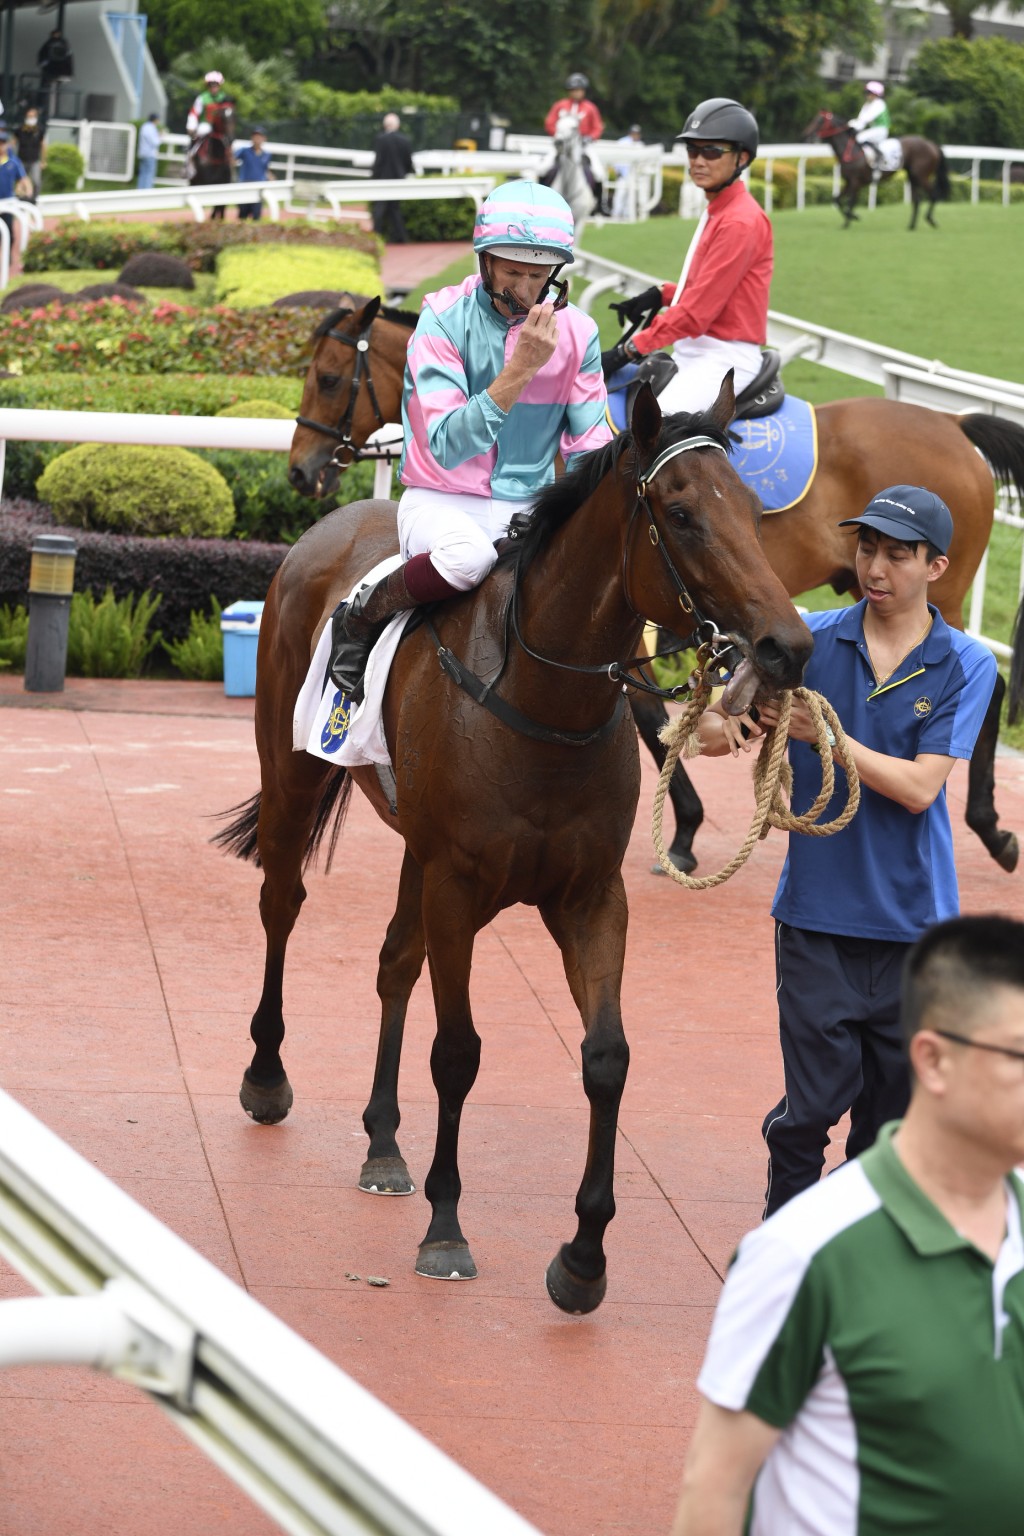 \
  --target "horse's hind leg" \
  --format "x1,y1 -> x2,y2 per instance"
415,873 -> 483,1282
965,672 -> 1019,873
240,756 -> 343,1124
540,876 -> 630,1314
359,848 -> 426,1195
